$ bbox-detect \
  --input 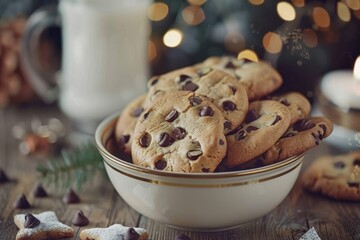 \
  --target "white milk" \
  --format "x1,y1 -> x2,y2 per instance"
58,0 -> 150,125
